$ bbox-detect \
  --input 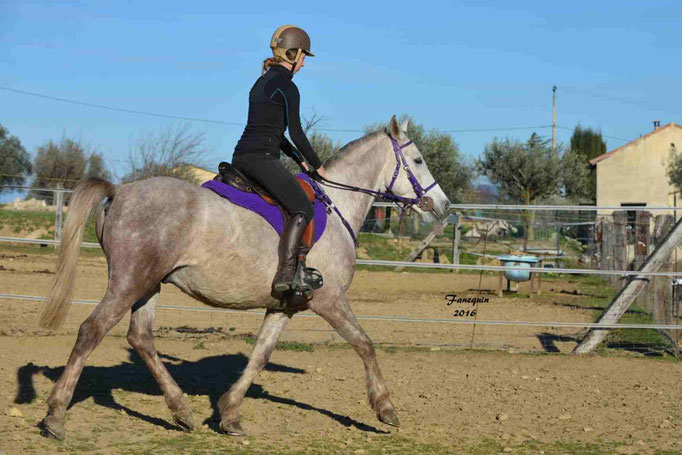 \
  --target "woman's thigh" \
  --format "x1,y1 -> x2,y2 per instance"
232,154 -> 314,221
